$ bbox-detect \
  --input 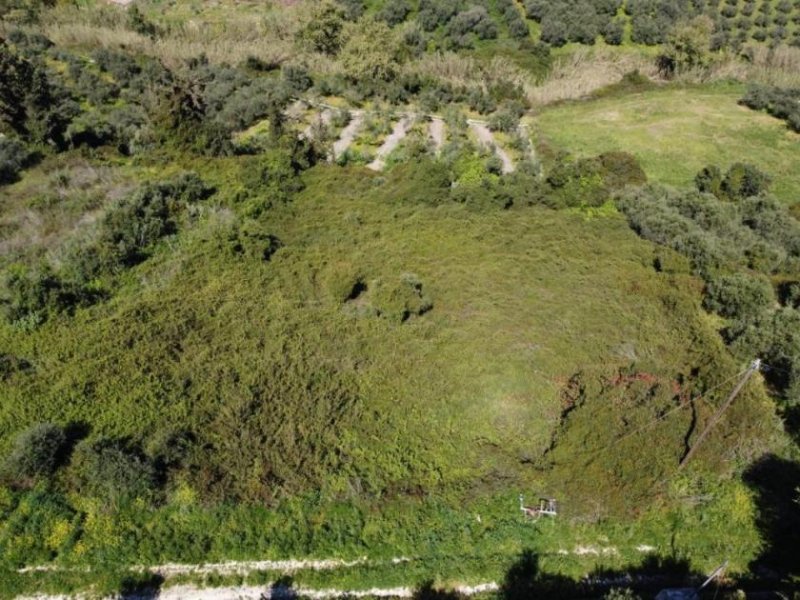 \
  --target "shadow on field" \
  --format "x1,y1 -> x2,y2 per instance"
743,454 -> 800,579
119,572 -> 164,599
413,580 -> 467,599
266,575 -> 298,599
412,551 -> 701,600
